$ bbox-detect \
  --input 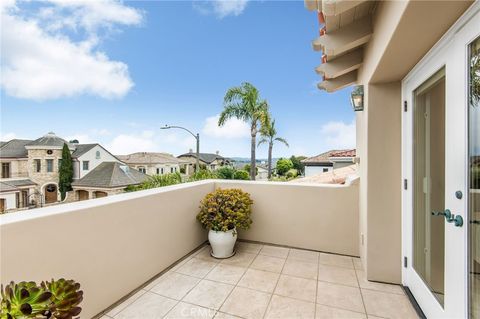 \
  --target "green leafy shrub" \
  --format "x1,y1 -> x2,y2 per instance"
233,170 -> 250,180
215,166 -> 236,180
196,188 -> 253,232
0,279 -> 83,319
286,168 -> 298,178
188,170 -> 218,182
276,158 -> 293,176
127,173 -> 182,191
